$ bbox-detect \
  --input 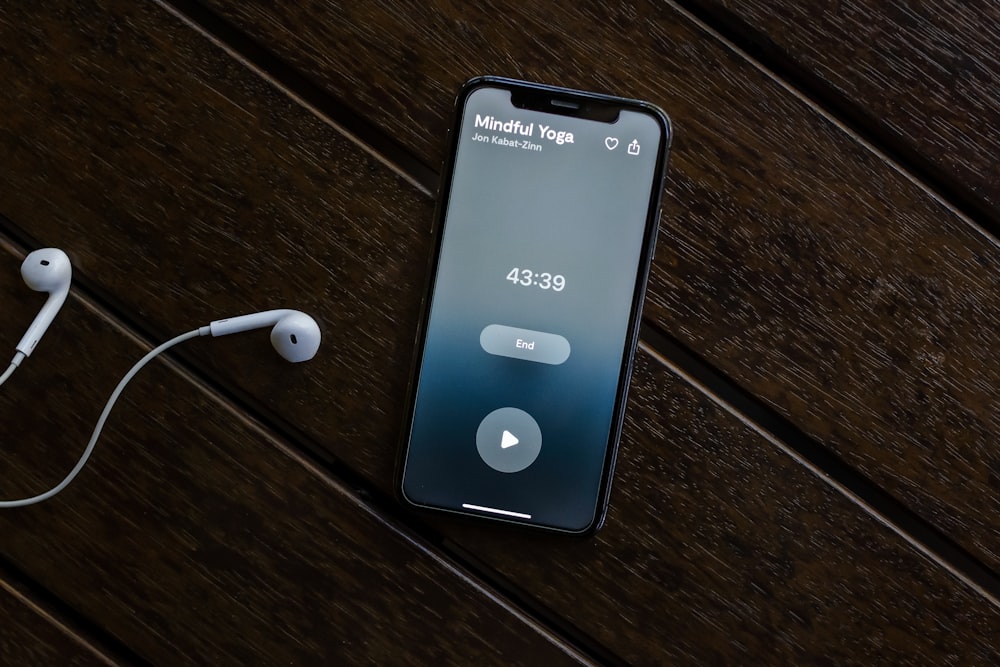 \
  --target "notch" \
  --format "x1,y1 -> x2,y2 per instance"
511,89 -> 620,122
